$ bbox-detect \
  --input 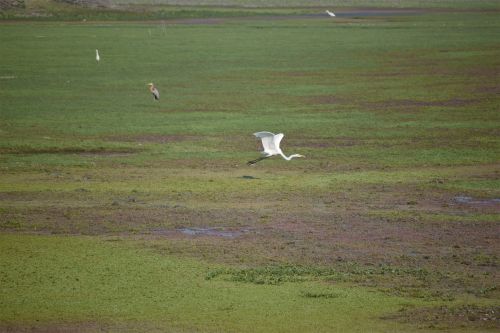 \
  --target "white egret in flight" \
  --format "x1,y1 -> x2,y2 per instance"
247,131 -> 305,165
147,83 -> 160,101
95,49 -> 100,63
325,10 -> 336,17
